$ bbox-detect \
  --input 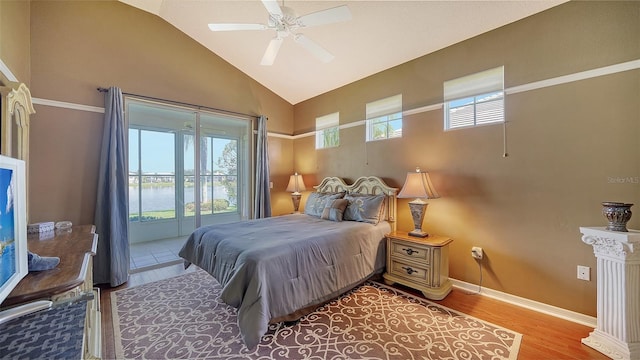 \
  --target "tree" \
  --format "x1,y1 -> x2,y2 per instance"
318,126 -> 339,148
217,141 -> 237,205
370,115 -> 401,140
